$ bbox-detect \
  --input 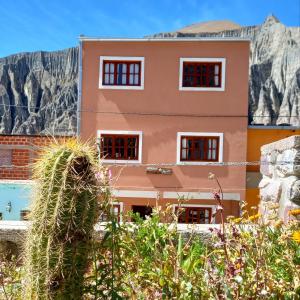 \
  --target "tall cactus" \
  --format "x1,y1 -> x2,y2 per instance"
24,139 -> 100,299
